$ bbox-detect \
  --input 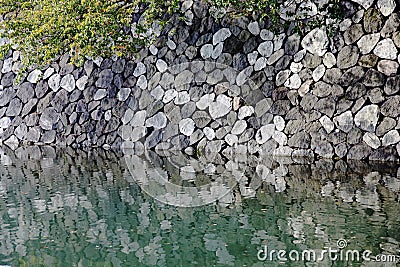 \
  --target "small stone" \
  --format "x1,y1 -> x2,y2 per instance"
94,89 -> 107,100
231,120 -> 247,135
333,111 -> 353,133
17,82 -> 34,103
146,112 -> 167,129
378,60 -> 399,76
96,69 -> 113,88
255,124 -> 275,144
319,115 -> 335,133
179,118 -> 195,136
163,89 -> 178,103
364,8 -> 384,33
363,132 -> 380,149
133,62 -> 146,77
6,98 -> 22,116
212,43 -> 223,59
76,75 -> 88,91
381,96 -> 400,117
273,116 -> 285,131
166,39 -> 176,50
276,70 -> 291,86
257,41 -> 273,57
260,29 -> 274,40
312,65 -> 326,82
225,134 -> 238,146
254,57 -> 267,71
354,104 -> 379,132
137,75 -> 147,89
248,22 -> 260,35
0,117 -> 11,128
200,44 -> 213,59
196,93 -> 214,110
27,69 -> 42,83
337,46 -> 359,69
377,0 -> 396,16
213,28 -> 231,45
384,75 -> 400,95
209,95 -> 231,119
156,59 -> 168,73
373,39 -> 398,59
236,66 -> 253,86
48,74 -> 61,92
344,24 -> 364,44
203,127 -> 215,140
247,51 -> 258,65
284,74 -> 301,89
363,69 -> 385,87
323,52 -> 336,68
290,62 -> 303,73
288,131 -> 310,148
117,87 -> 131,101
301,27 -> 328,56
39,107 -> 59,130
174,92 -> 190,105
1,57 -> 12,73
357,33 -> 380,54
382,130 -> 400,146
238,106 -> 254,119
